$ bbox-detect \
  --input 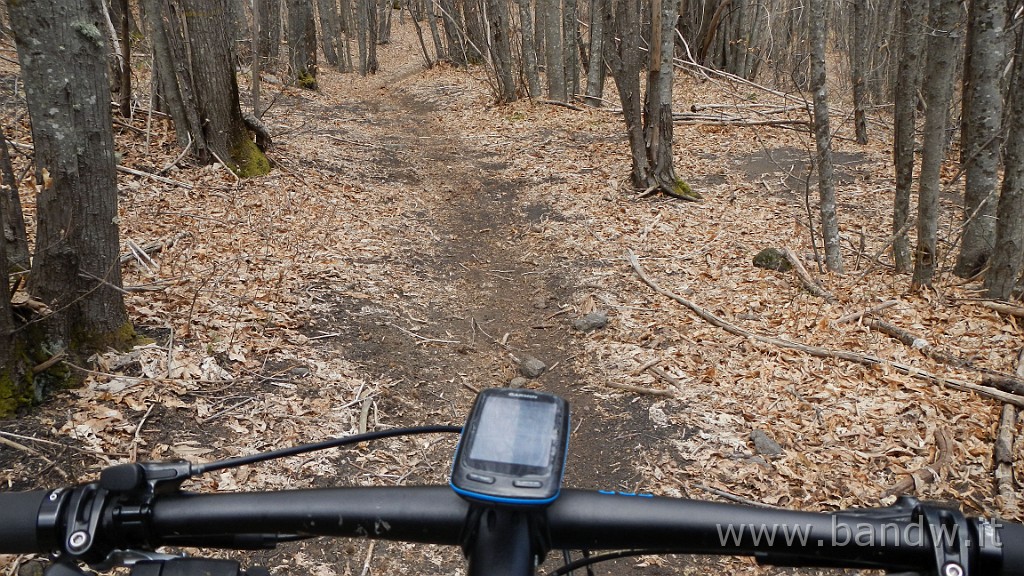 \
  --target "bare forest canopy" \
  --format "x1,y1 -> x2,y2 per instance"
1,0 -> 1024,573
